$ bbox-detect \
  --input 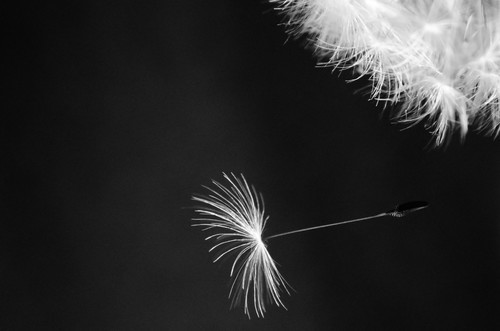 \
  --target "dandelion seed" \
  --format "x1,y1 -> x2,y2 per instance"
193,173 -> 429,317
385,201 -> 429,217
271,0 -> 500,145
